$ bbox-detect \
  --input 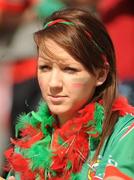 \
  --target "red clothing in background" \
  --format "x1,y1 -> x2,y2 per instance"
0,0 -> 37,12
98,0 -> 134,81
